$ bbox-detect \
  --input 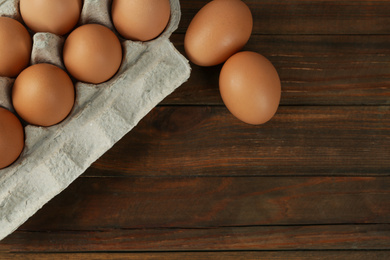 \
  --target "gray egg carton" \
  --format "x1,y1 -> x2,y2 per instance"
0,0 -> 190,240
